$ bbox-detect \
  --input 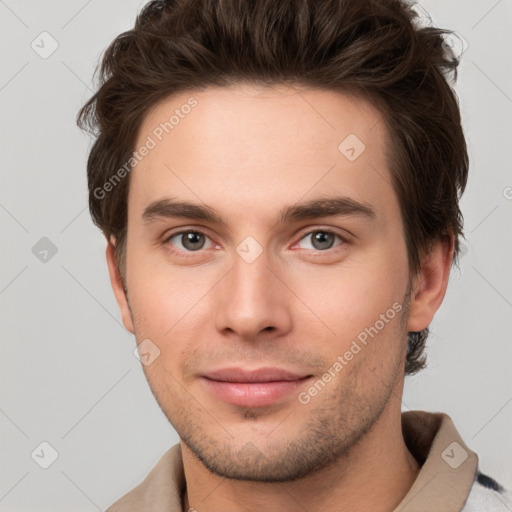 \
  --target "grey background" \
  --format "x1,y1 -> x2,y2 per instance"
1,0 -> 511,510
